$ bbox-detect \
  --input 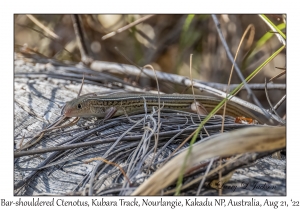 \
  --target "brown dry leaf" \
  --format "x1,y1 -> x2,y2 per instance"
132,126 -> 285,195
